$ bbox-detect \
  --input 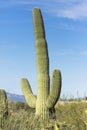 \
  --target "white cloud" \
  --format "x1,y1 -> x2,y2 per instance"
0,0 -> 87,20
58,1 -> 87,20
